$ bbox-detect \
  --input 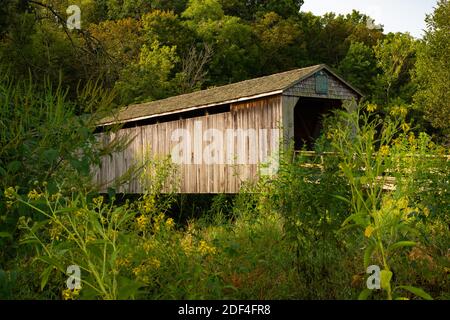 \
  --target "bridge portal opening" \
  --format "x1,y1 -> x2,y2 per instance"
293,97 -> 342,150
